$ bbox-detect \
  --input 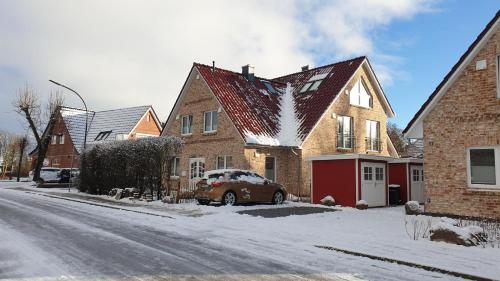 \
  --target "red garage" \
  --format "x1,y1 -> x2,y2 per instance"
309,154 -> 423,208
